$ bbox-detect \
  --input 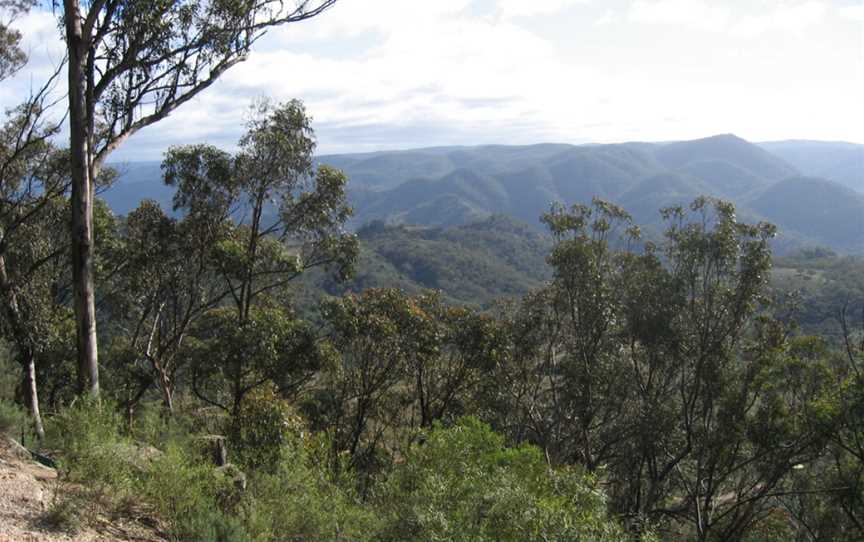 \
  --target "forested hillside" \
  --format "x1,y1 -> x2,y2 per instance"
759,140 -> 864,192
295,215 -> 552,310
104,134 -> 864,254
